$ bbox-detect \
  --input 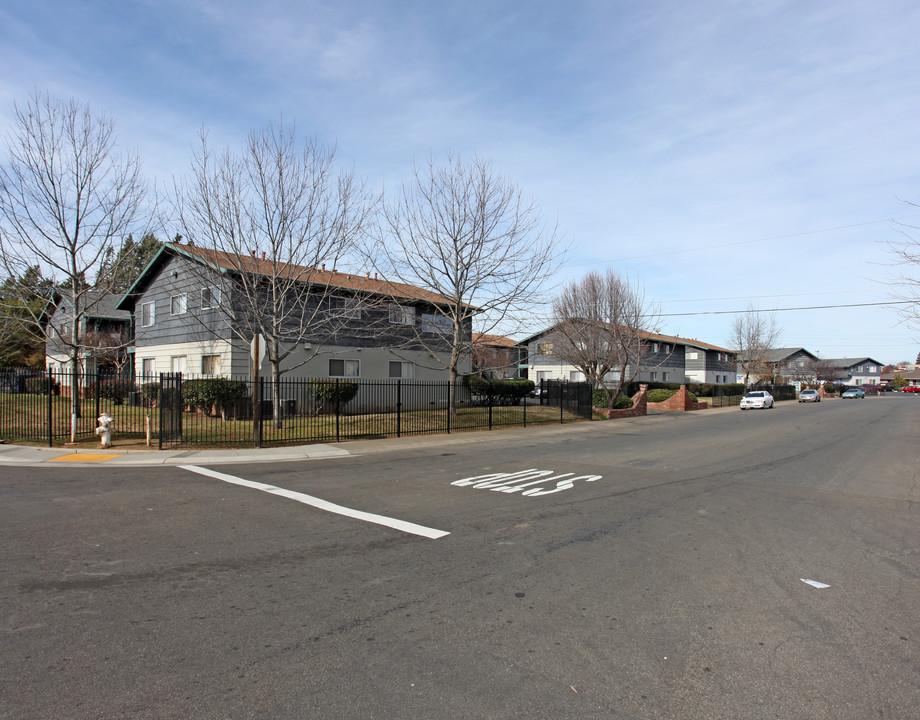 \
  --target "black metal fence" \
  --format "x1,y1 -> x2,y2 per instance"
0,369 -> 593,449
